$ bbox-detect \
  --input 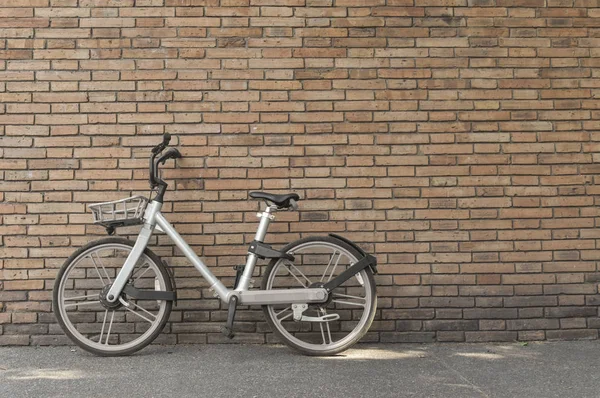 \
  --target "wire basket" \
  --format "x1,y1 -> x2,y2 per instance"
89,196 -> 148,228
